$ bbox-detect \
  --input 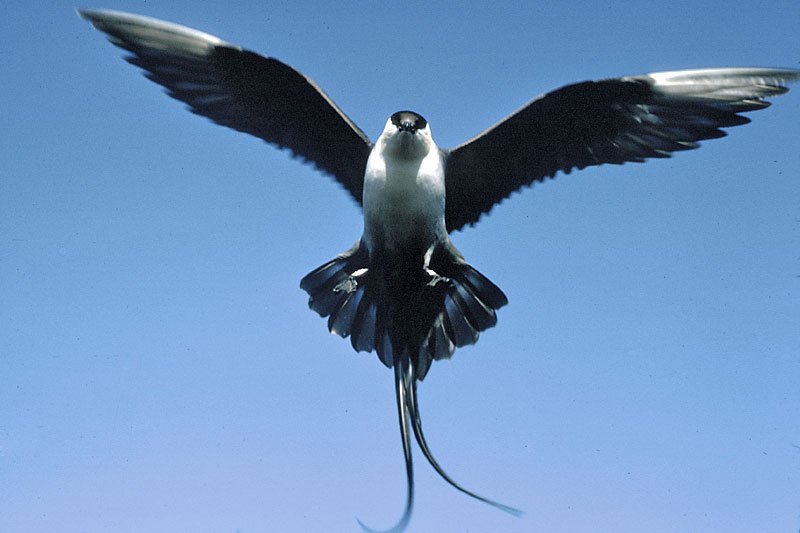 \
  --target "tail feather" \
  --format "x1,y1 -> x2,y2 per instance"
416,258 -> 507,380
301,240 -> 519,531
351,296 -> 377,352
443,292 -> 480,346
451,279 -> 499,331
299,256 -> 349,294
406,358 -> 523,517
327,283 -> 365,337
426,314 -> 455,360
300,241 -> 379,349
357,357 -> 415,533
301,240 -> 508,380
301,258 -> 356,317
360,354 -> 522,533
459,266 -> 509,310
